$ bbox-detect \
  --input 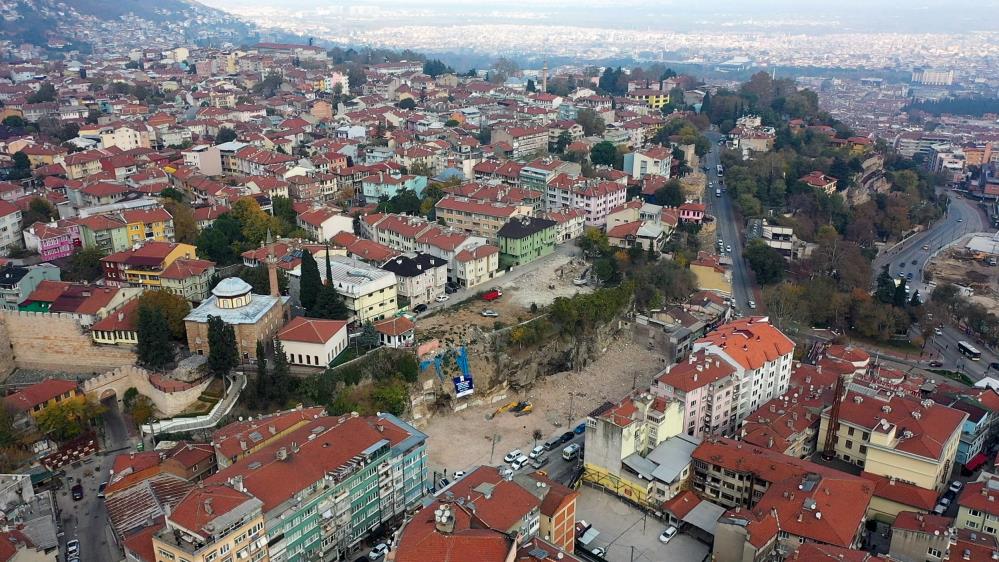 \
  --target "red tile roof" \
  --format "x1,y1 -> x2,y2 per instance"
657,350 -> 737,392
860,472 -> 938,511
695,317 -> 794,370
438,466 -> 541,531
754,471 -> 872,547
395,499 -> 514,562
891,510 -> 951,535
212,407 -> 325,461
662,490 -> 702,519
3,379 -> 78,412
277,316 -> 348,344
159,258 -> 215,280
958,477 -> 999,518
168,483 -> 257,536
373,316 -> 414,337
